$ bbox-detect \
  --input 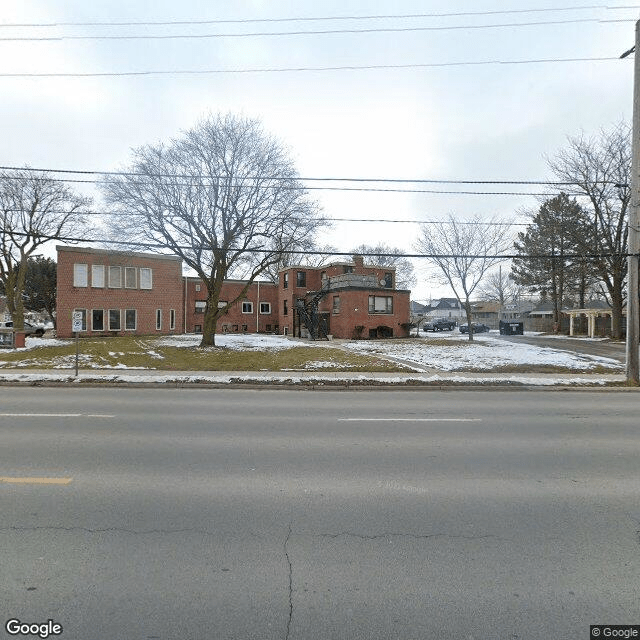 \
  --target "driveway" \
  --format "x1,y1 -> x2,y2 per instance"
494,333 -> 626,363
